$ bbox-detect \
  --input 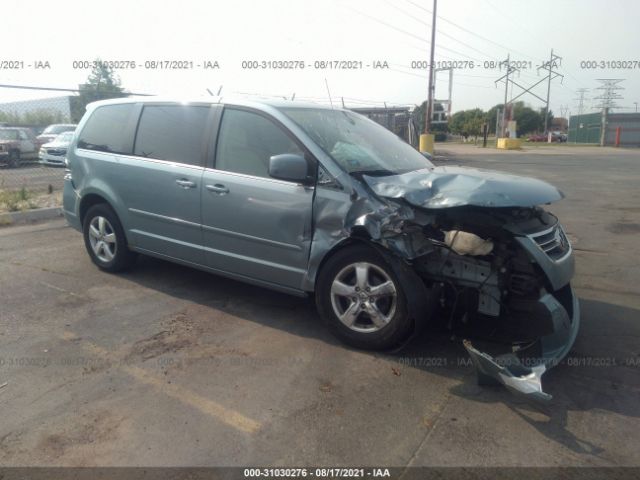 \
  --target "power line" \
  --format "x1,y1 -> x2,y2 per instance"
404,0 -> 537,61
383,0 -> 499,61
344,5 -> 478,61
